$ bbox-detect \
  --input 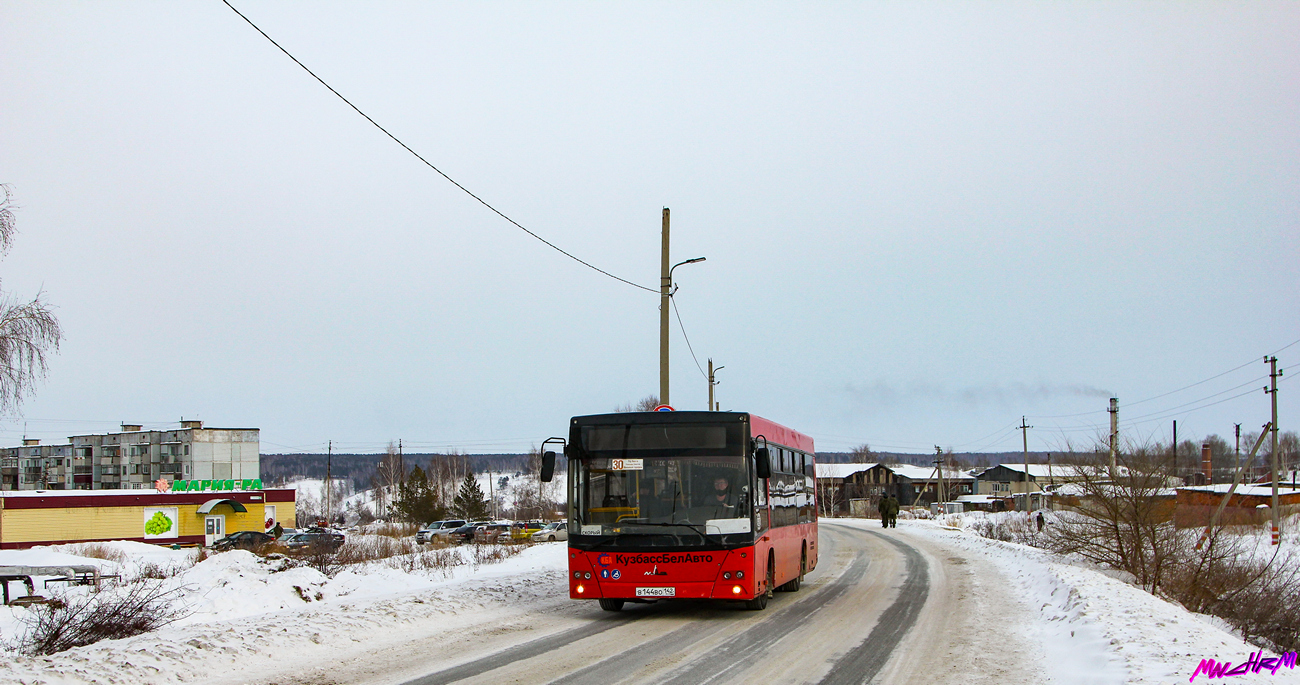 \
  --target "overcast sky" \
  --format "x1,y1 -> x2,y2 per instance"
2,2 -> 1297,456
